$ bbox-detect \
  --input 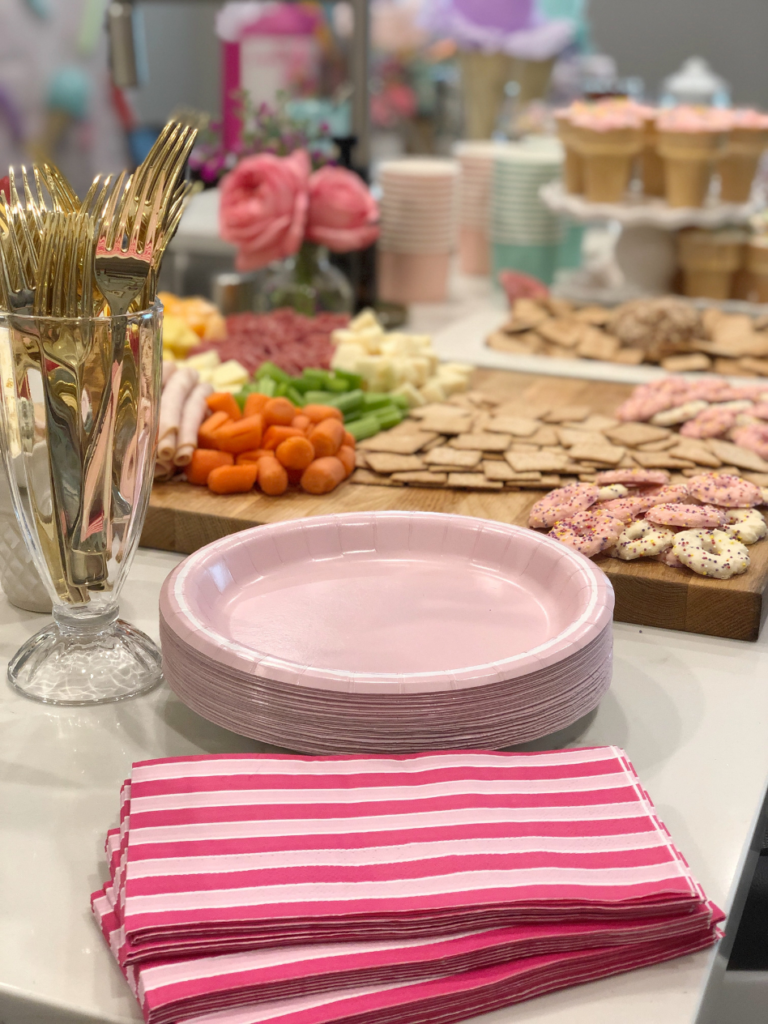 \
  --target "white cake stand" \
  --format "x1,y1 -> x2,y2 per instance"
540,181 -> 762,296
